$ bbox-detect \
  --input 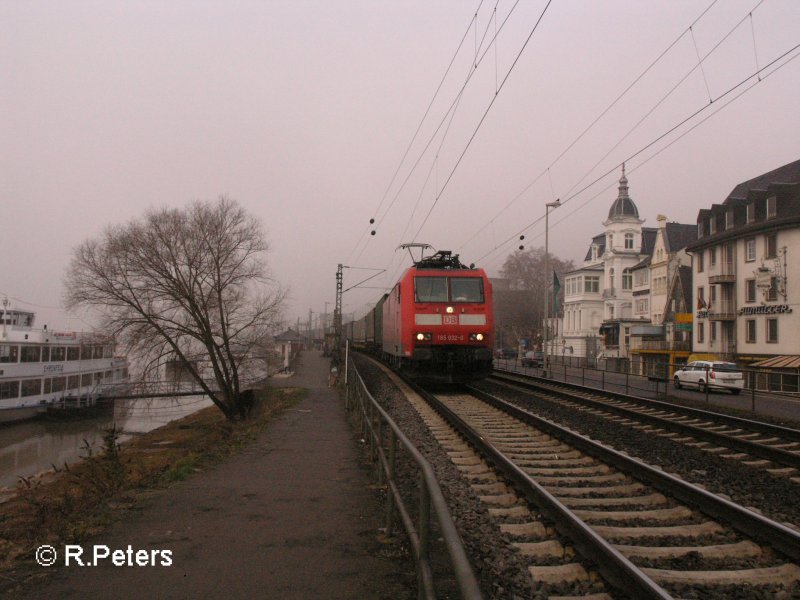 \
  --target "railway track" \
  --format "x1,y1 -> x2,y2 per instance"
380,365 -> 800,598
489,369 -> 800,482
